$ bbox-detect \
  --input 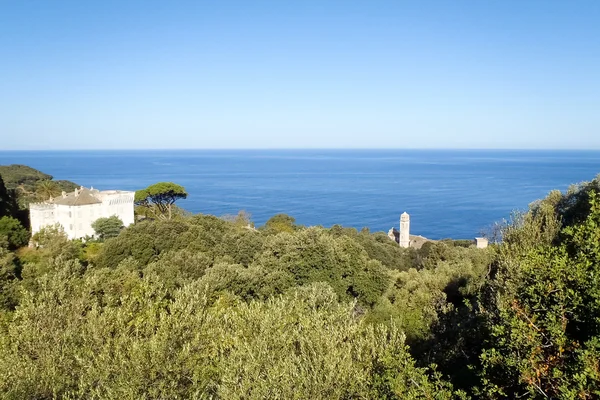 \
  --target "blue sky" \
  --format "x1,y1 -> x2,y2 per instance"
1,0 -> 599,149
